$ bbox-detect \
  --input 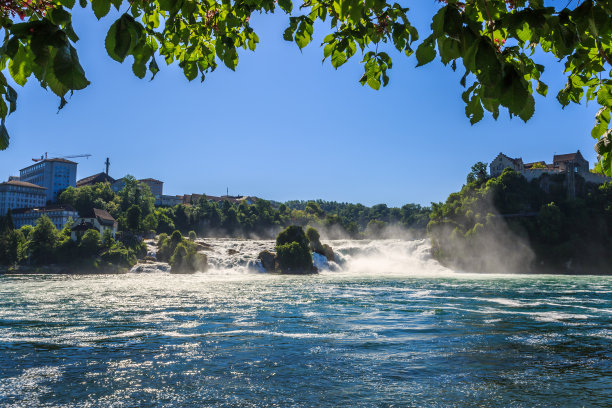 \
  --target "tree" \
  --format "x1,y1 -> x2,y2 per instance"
28,216 -> 58,264
79,229 -> 102,257
466,162 -> 489,184
1,1 -> 612,174
142,213 -> 158,232
126,204 -> 142,232
0,229 -> 24,265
